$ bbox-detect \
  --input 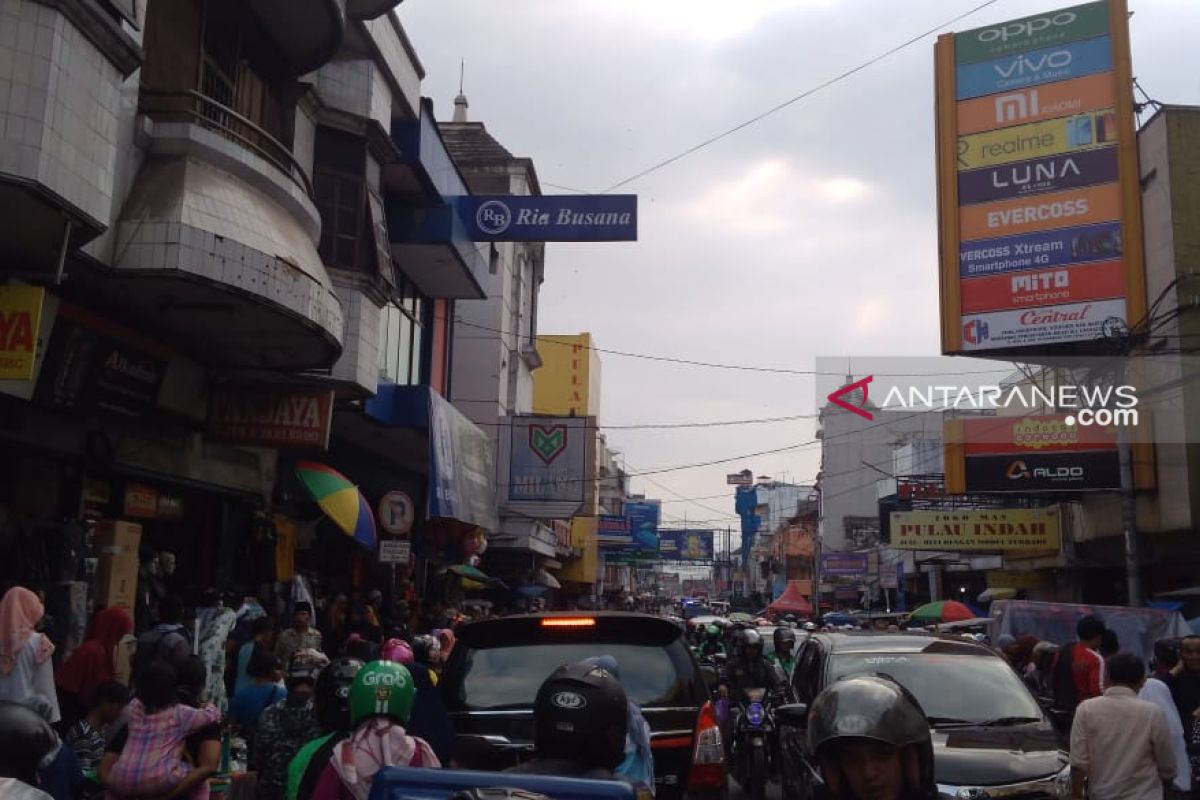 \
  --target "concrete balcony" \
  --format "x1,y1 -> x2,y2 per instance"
96,90 -> 343,370
247,0 -> 346,74
0,0 -> 141,274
